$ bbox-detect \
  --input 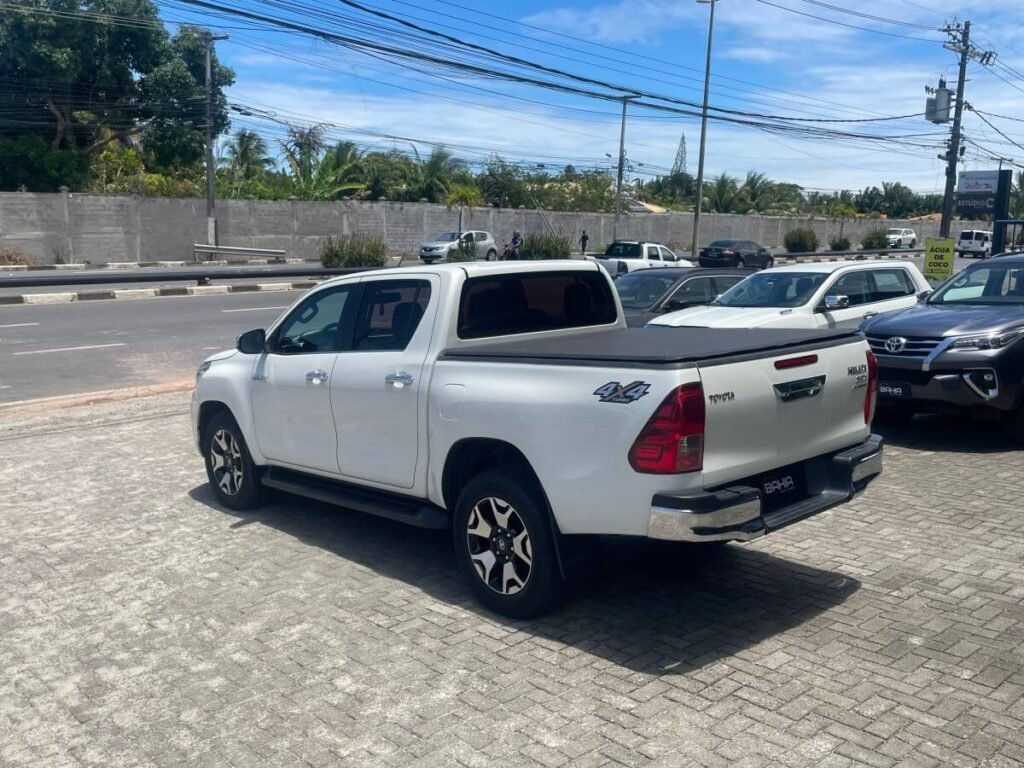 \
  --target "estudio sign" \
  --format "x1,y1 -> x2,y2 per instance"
957,170 -> 1002,214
